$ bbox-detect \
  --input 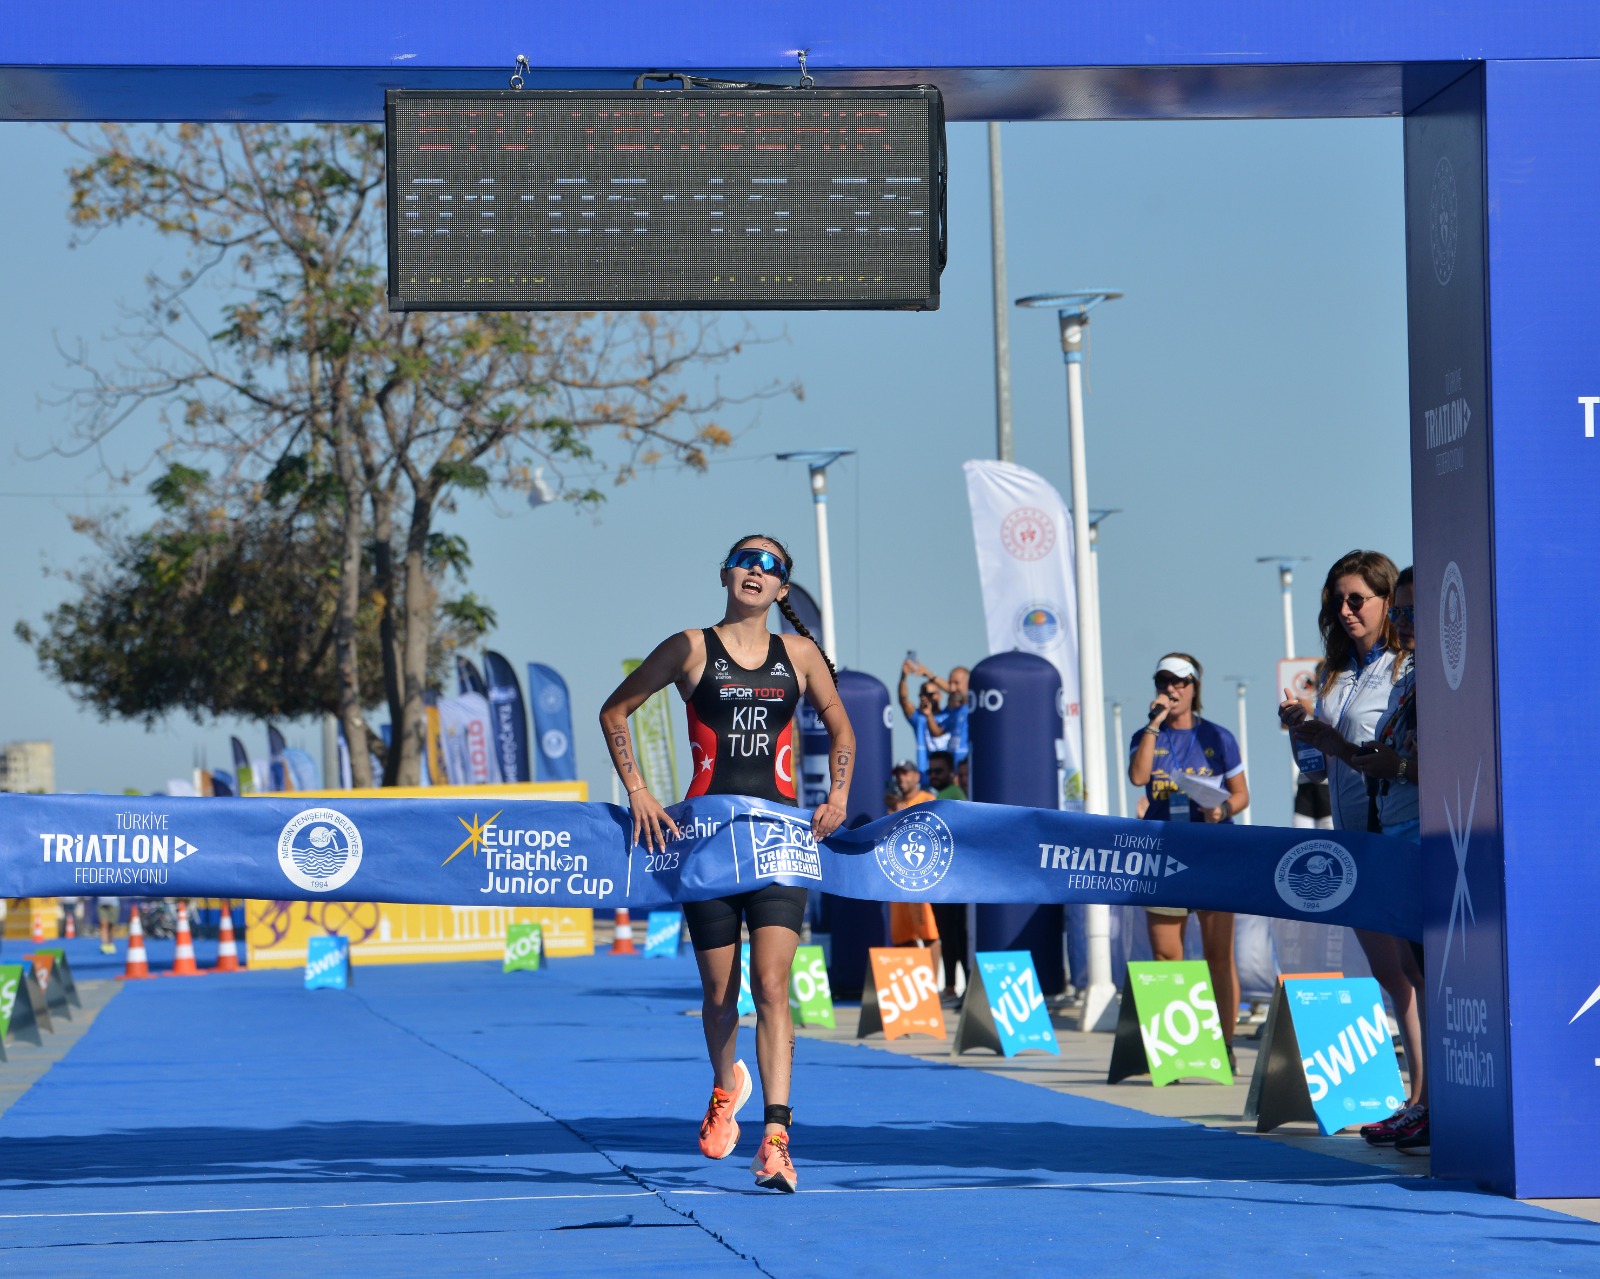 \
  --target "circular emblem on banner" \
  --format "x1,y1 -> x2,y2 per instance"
874,810 -> 956,893
538,686 -> 564,713
1000,507 -> 1056,561
1274,839 -> 1357,914
541,729 -> 570,759
1439,561 -> 1467,691
882,705 -> 894,730
1013,602 -> 1064,651
1430,156 -> 1458,286
278,808 -> 363,894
